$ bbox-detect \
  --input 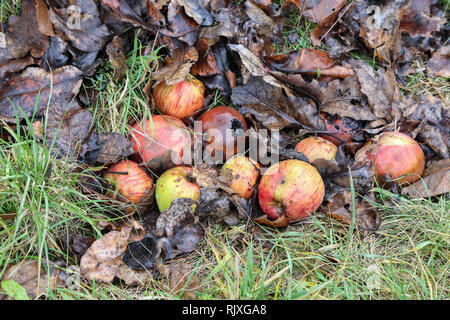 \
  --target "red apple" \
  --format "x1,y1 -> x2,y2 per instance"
294,136 -> 338,162
153,78 -> 205,119
319,112 -> 360,146
355,131 -> 425,186
199,106 -> 248,161
129,115 -> 191,170
155,166 -> 200,212
104,160 -> 154,205
258,160 -> 325,222
221,155 -> 261,199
